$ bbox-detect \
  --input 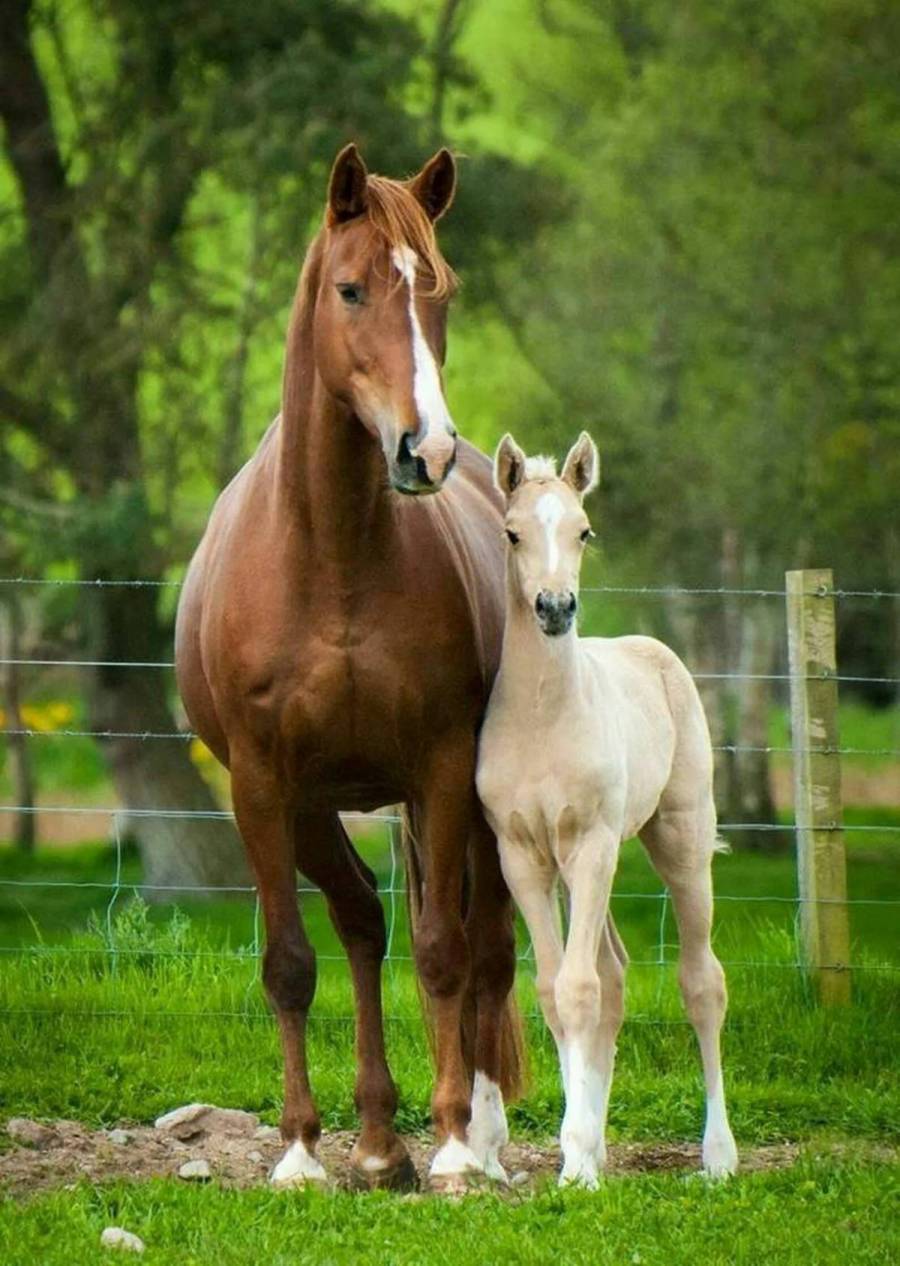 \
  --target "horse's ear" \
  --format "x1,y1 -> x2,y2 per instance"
327,143 -> 369,226
561,431 -> 600,498
409,148 -> 457,222
494,433 -> 527,499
